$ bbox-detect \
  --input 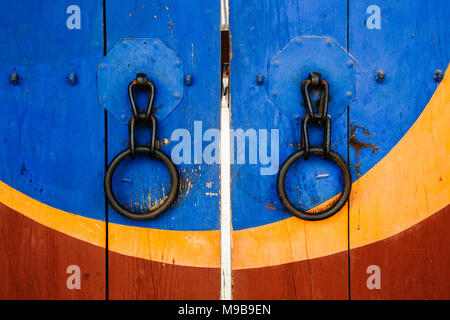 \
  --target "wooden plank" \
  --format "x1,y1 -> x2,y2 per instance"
108,251 -> 220,300
348,0 -> 450,299
351,205 -> 450,299
233,251 -> 348,300
0,1 -> 105,299
0,204 -> 105,299
105,1 -> 221,299
229,0 -> 349,299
